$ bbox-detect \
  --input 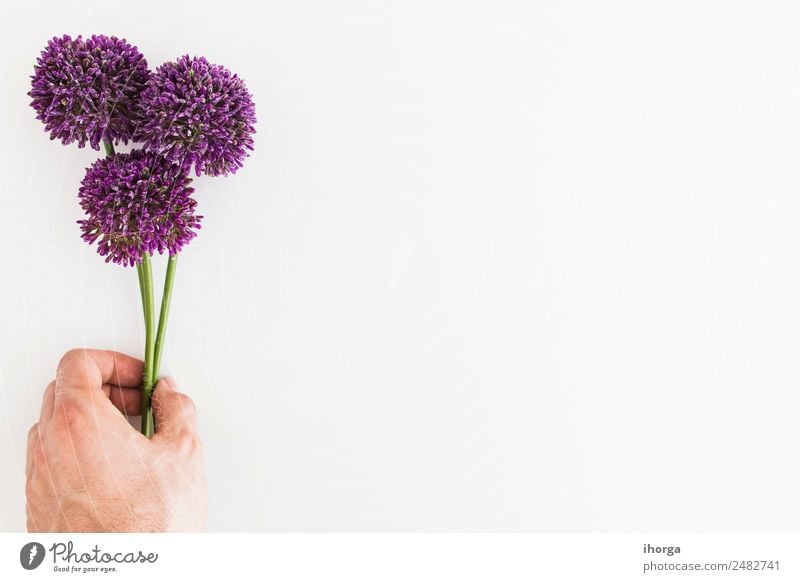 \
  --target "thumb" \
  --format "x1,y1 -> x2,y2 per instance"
152,377 -> 198,440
